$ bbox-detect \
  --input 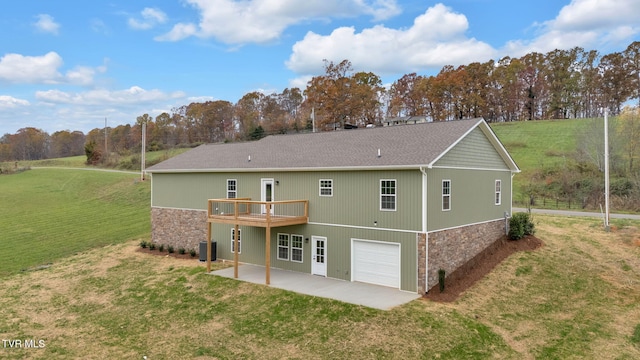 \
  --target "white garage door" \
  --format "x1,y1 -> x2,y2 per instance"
352,239 -> 400,288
